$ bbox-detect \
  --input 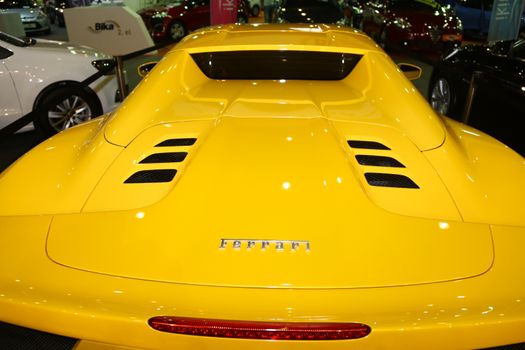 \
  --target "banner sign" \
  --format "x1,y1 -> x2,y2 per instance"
210,0 -> 238,25
488,0 -> 525,41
